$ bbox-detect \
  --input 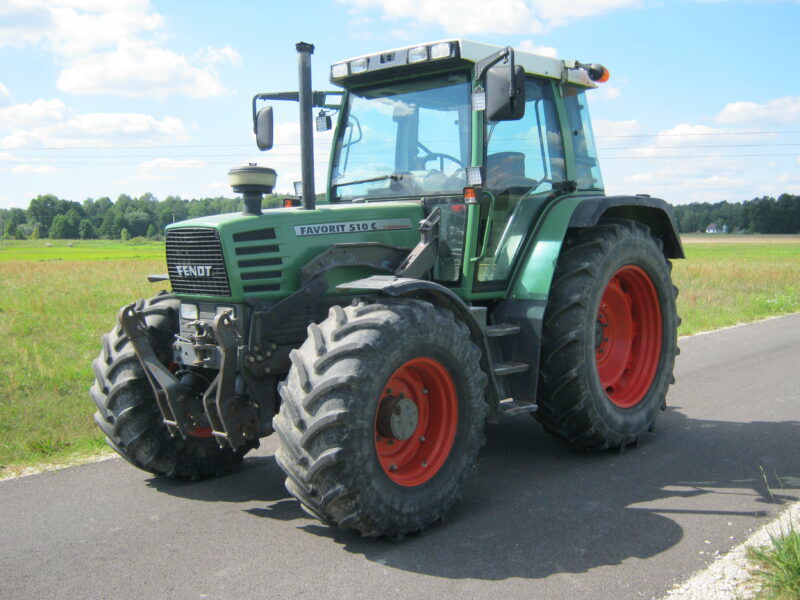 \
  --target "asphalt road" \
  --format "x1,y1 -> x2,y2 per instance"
2,313 -> 800,600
